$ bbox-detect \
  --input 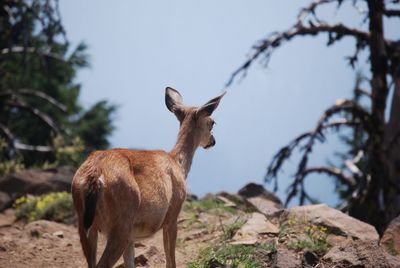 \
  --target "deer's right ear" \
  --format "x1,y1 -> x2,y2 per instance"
165,87 -> 184,115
